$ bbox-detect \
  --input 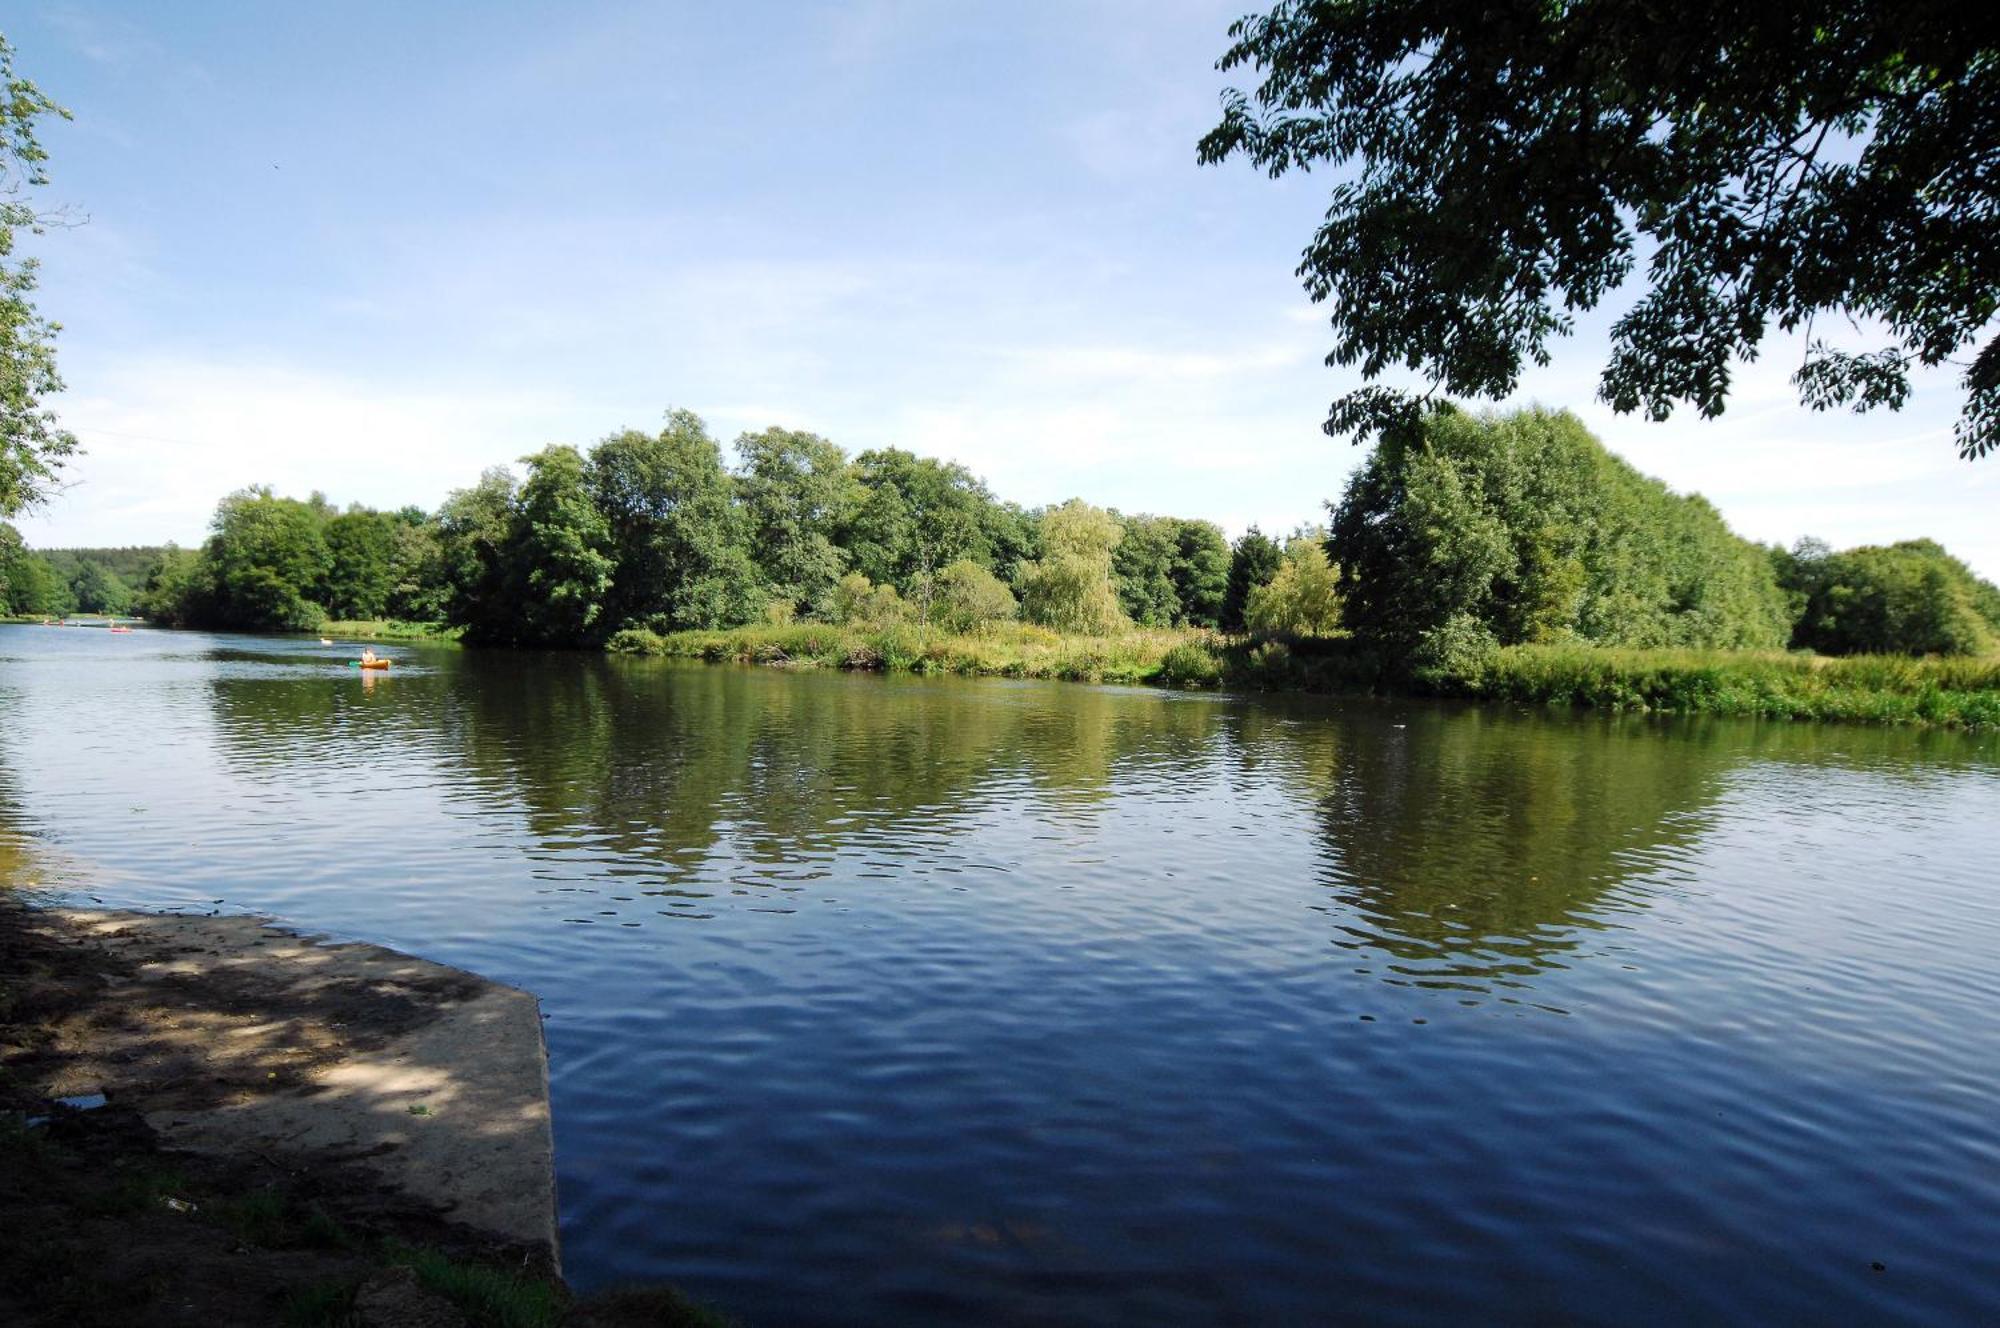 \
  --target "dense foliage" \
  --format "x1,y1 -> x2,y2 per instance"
1328,409 -> 1795,667
1200,2 -> 2000,459
116,414 -> 1230,645
0,532 -> 157,615
1244,532 -> 1342,638
0,35 -> 76,516
28,404 -> 1993,667
1775,537 -> 2000,656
